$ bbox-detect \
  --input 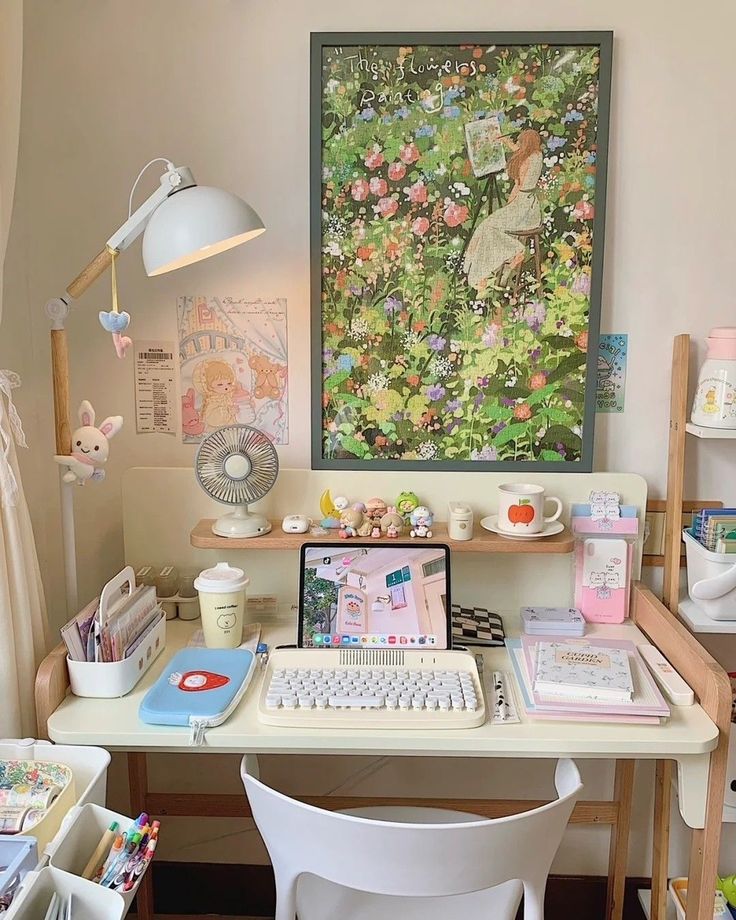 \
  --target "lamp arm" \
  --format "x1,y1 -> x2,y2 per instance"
49,162 -> 195,454
65,164 -> 194,300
